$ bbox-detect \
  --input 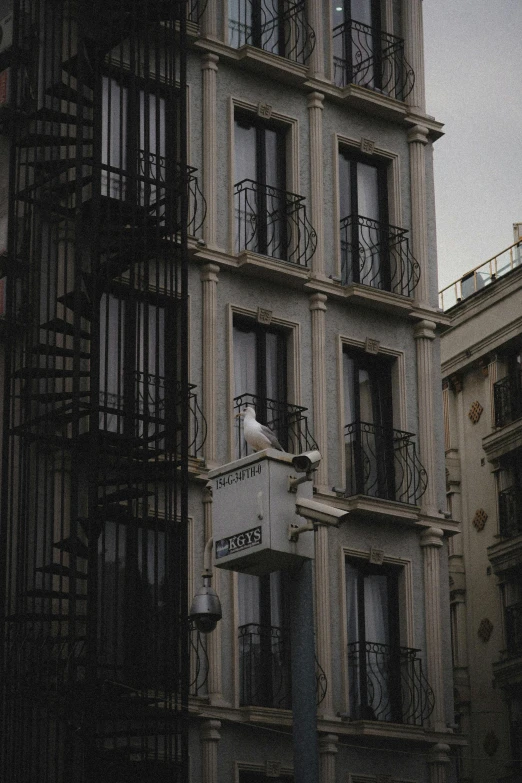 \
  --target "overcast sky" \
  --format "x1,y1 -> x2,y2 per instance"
423,0 -> 522,291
